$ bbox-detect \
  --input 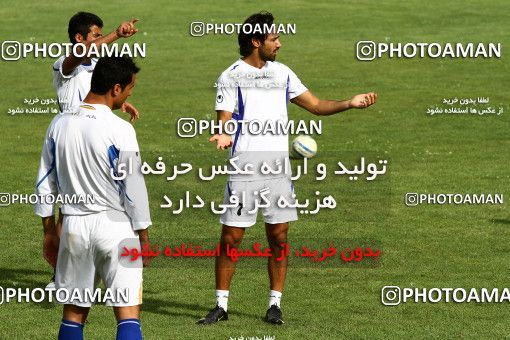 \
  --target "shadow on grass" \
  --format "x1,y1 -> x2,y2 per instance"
0,267 -> 56,310
142,294 -> 260,321
491,219 -> 510,225
0,268 -> 261,321
0,267 -> 51,287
